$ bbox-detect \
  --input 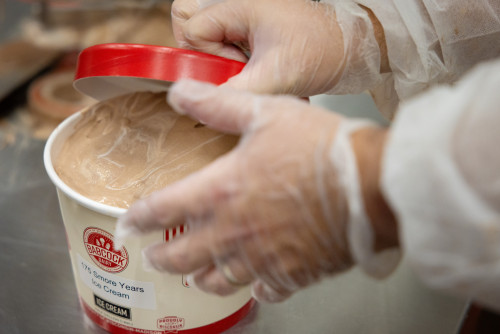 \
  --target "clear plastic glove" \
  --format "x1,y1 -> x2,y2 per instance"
171,0 -> 385,96
115,80 -> 399,303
